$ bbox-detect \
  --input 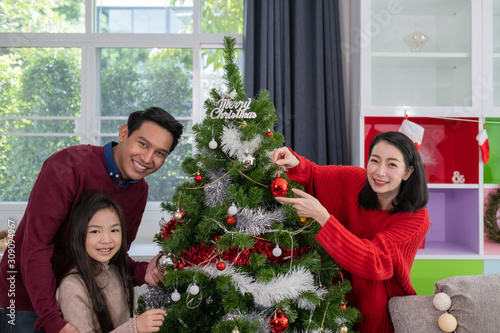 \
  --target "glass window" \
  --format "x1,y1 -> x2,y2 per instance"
0,0 -> 243,211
